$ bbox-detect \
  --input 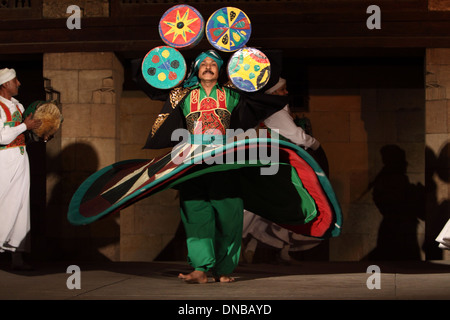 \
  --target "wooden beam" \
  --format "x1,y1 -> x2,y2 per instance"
0,2 -> 449,55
